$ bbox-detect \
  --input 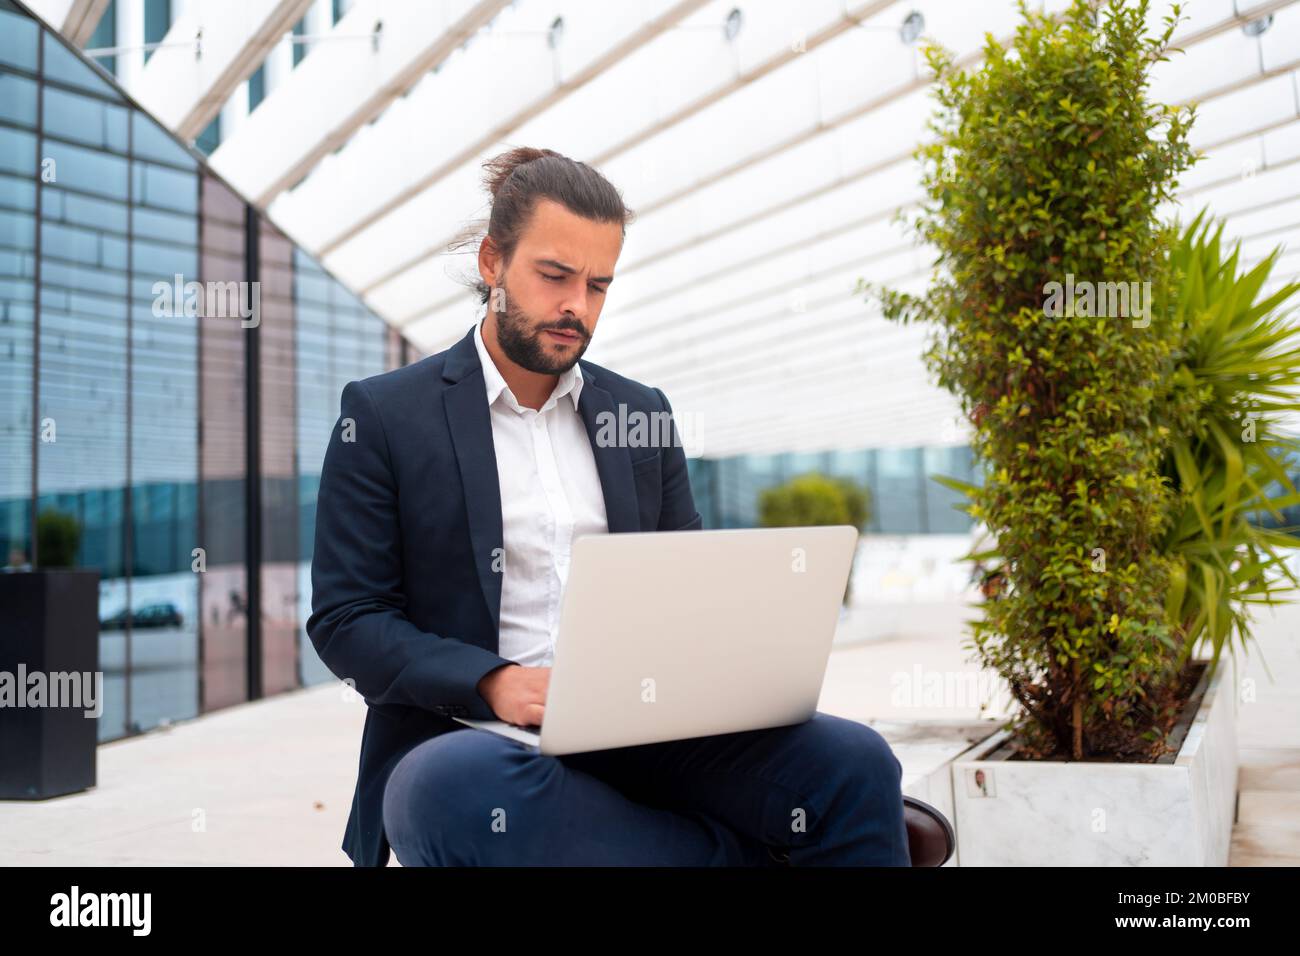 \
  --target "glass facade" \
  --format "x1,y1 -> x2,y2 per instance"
687,446 -> 980,534
687,443 -> 1300,537
0,1 -> 409,742
84,0 -> 116,76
